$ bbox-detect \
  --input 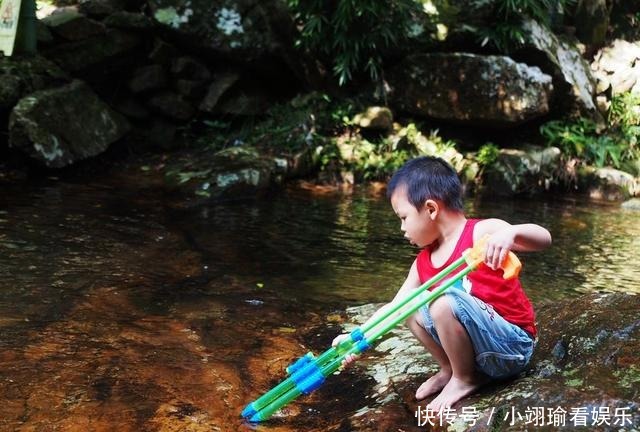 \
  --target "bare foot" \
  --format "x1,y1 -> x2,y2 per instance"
427,375 -> 487,412
415,370 -> 452,400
